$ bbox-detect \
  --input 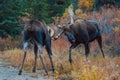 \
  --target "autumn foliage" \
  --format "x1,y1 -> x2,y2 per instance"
78,0 -> 95,10
0,3 -> 120,80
